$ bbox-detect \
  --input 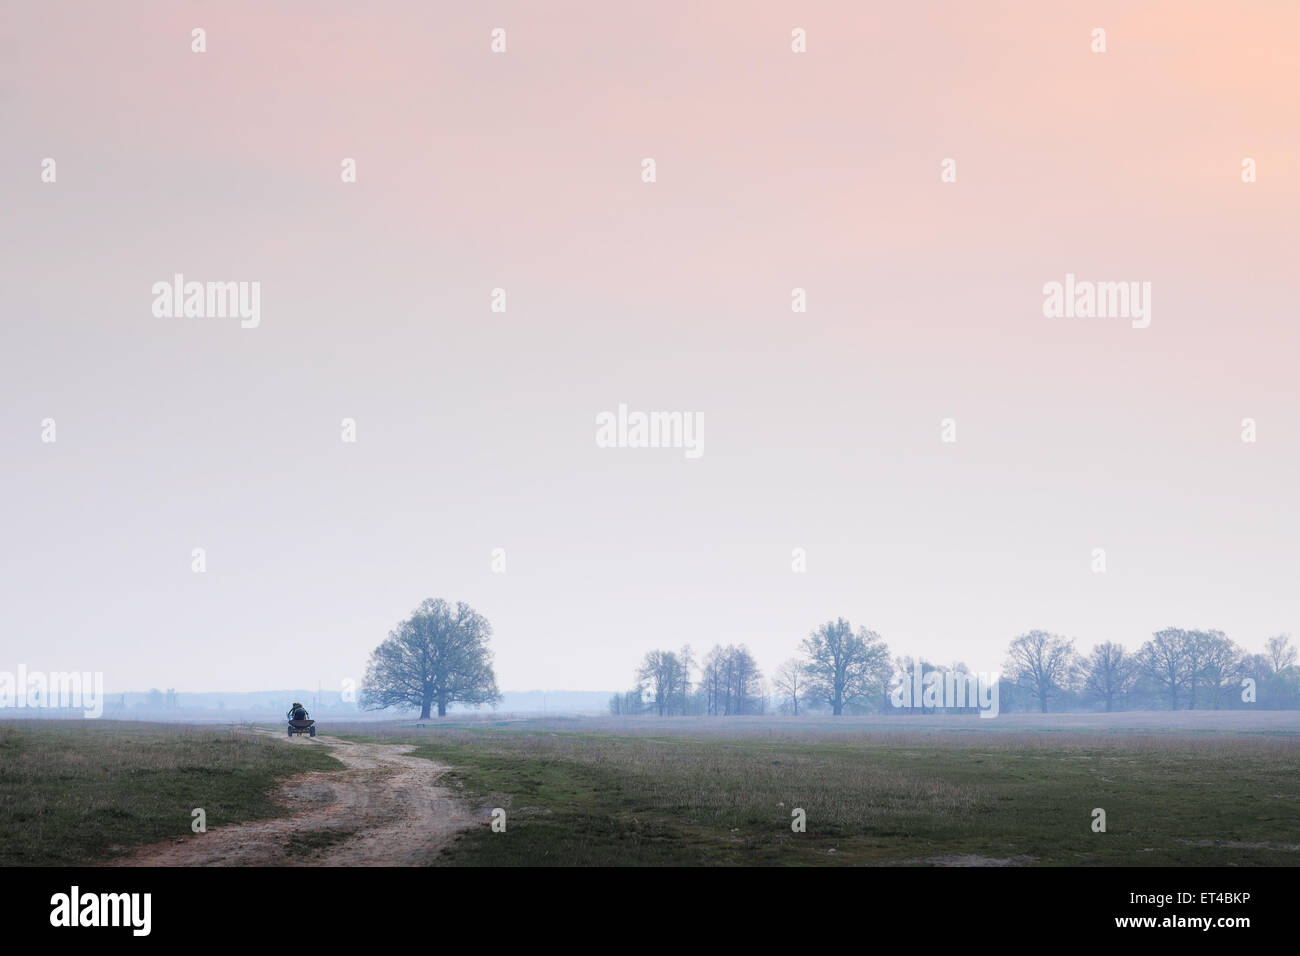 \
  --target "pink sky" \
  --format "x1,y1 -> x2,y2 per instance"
2,1 -> 1297,695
